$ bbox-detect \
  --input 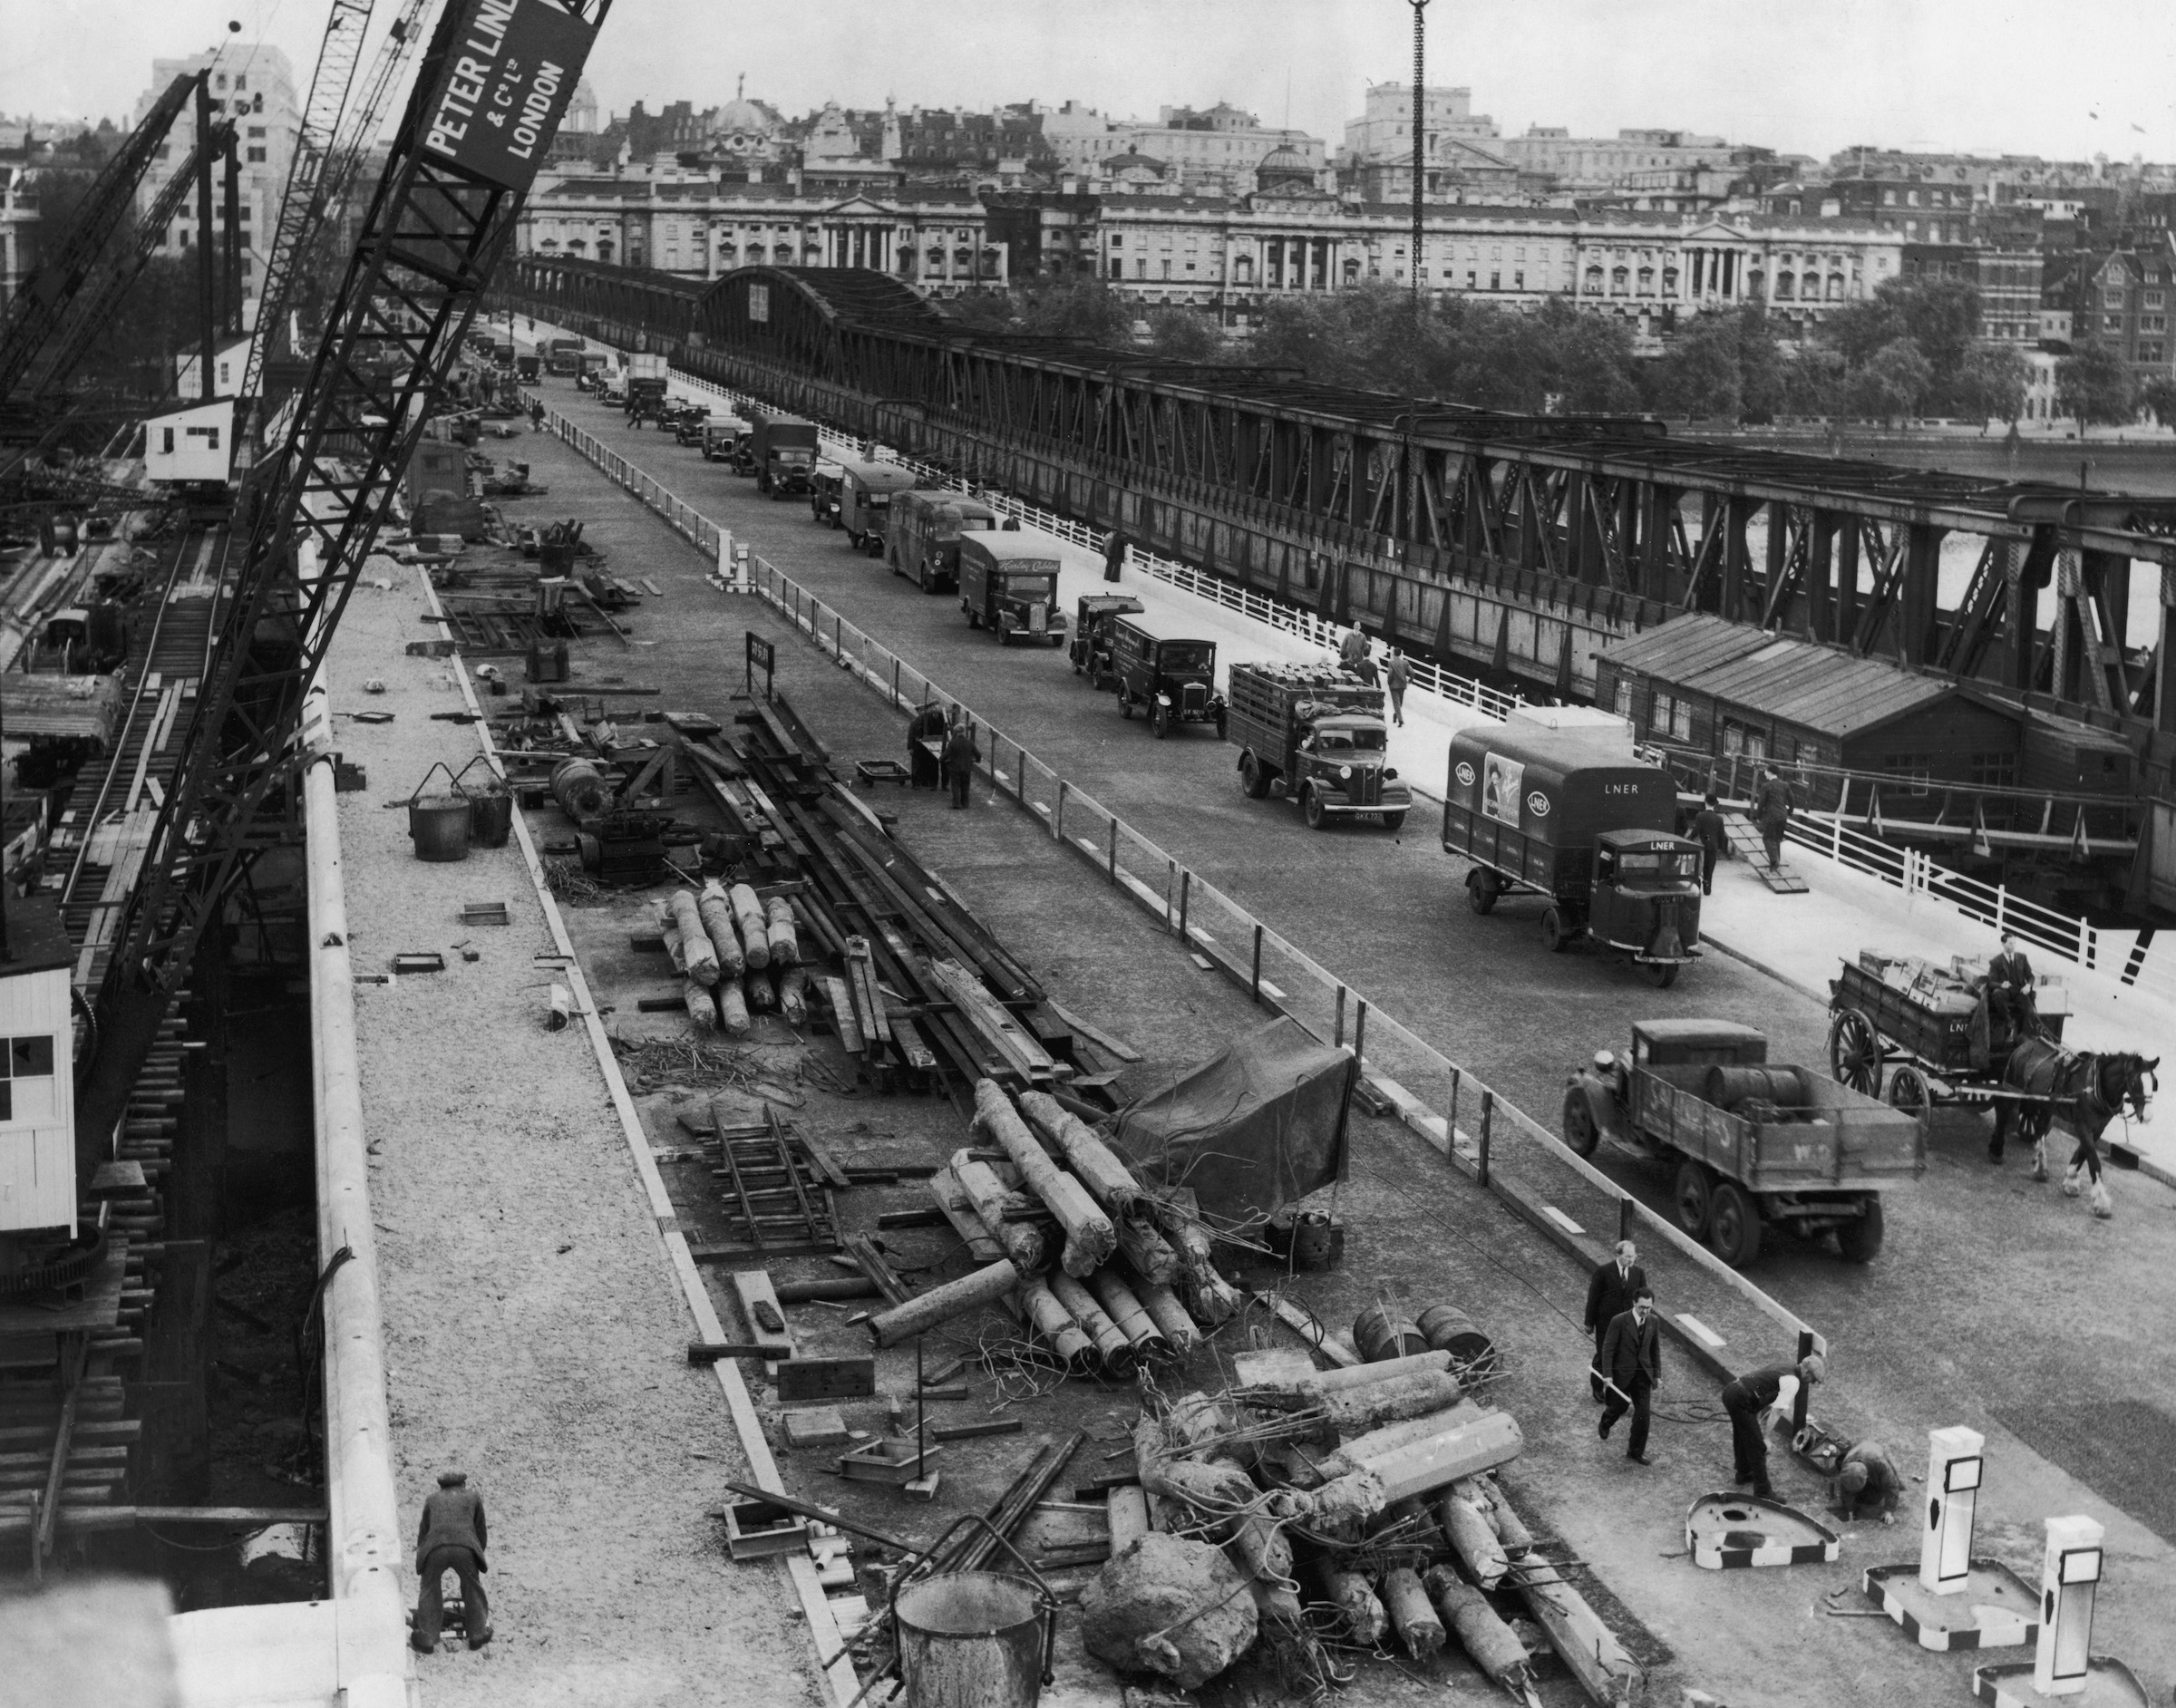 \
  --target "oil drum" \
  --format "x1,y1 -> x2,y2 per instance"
1704,1064 -> 1812,1111
1352,1304 -> 1429,1363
